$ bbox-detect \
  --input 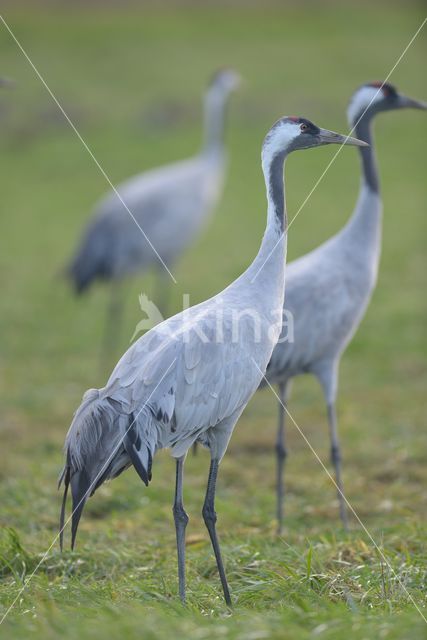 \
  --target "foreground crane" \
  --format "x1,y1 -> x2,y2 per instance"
59,115 -> 364,604
67,69 -> 240,350
261,82 -> 427,533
